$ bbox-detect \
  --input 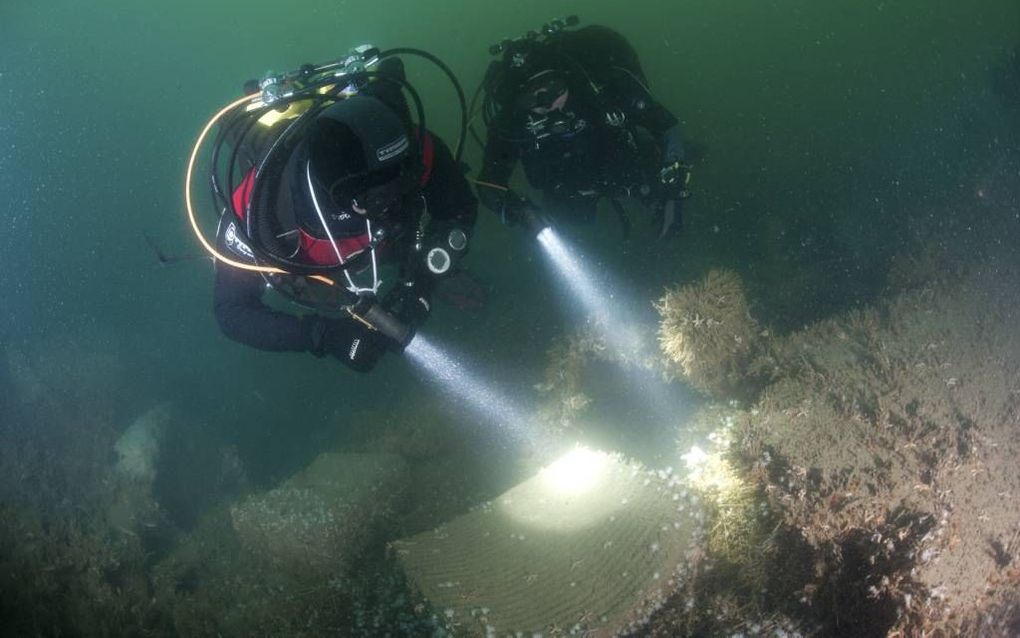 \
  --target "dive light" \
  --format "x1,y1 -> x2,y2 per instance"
507,191 -> 552,238
351,296 -> 414,351
523,208 -> 552,239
